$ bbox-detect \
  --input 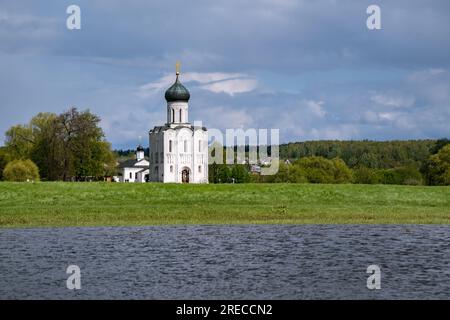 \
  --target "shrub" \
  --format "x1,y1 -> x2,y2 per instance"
231,165 -> 250,183
378,166 -> 423,185
354,167 -> 381,184
294,156 -> 353,184
269,162 -> 308,183
3,159 -> 40,182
